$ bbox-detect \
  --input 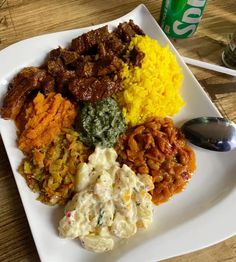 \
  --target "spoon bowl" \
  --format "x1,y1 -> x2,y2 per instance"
181,117 -> 236,152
